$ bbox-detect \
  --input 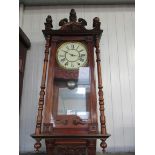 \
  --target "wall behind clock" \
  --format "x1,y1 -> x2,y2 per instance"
19,5 -> 135,153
